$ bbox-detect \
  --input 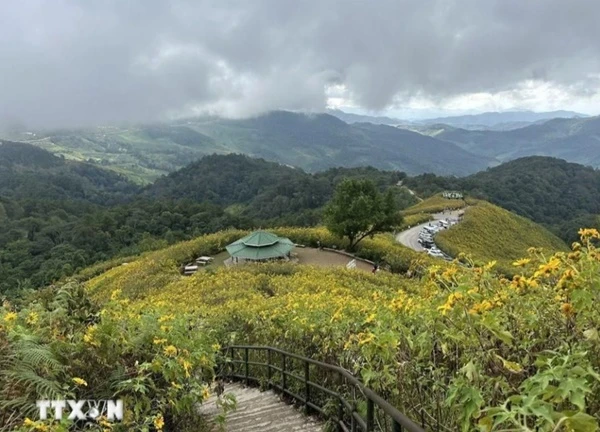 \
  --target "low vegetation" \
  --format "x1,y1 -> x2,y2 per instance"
436,202 -> 568,275
3,228 -> 599,431
402,193 -> 468,215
